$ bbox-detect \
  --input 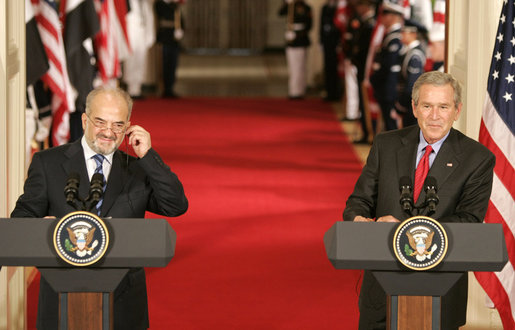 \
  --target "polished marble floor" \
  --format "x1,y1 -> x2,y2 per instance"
175,52 -> 289,97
